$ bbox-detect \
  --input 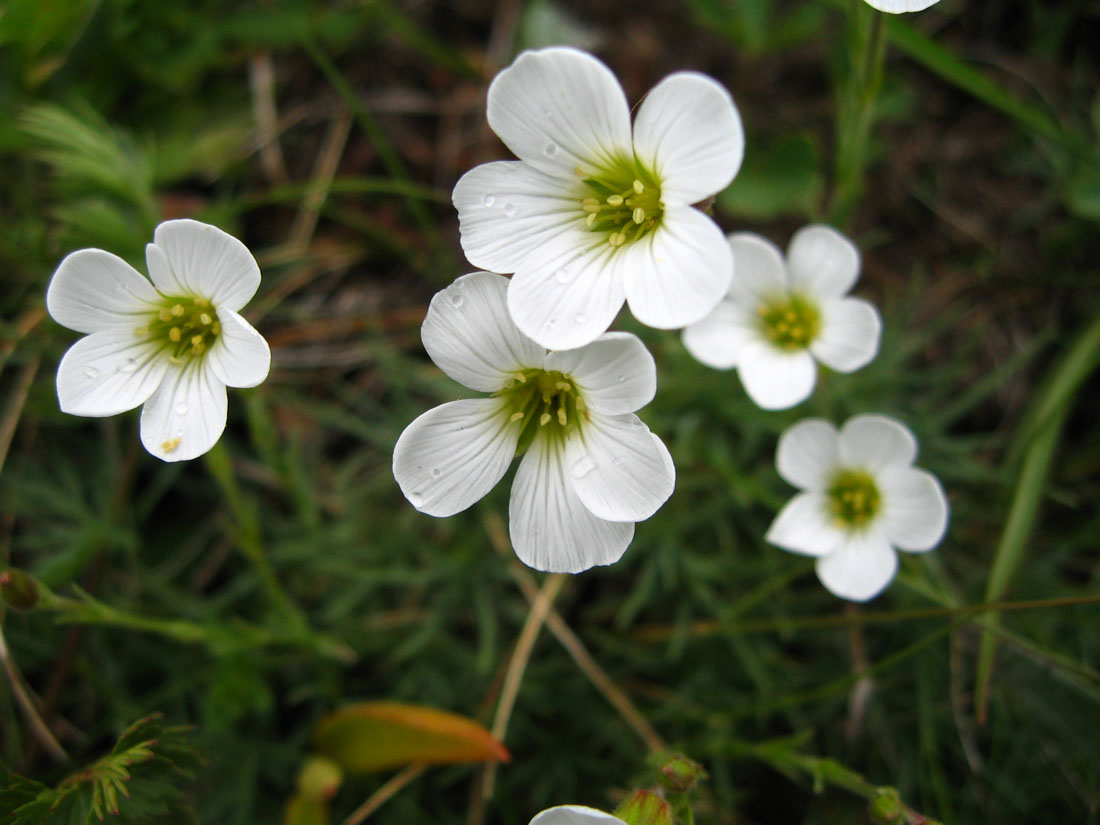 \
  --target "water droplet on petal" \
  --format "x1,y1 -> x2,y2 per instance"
83,366 -> 99,378
554,268 -> 573,284
431,468 -> 441,478
483,194 -> 496,207
575,314 -> 587,325
544,142 -> 558,156
408,490 -> 424,506
503,203 -> 516,217
571,455 -> 596,479
546,319 -> 557,329
616,374 -> 625,383
119,358 -> 138,374
450,294 -> 465,308
174,403 -> 189,416
612,455 -> 625,467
